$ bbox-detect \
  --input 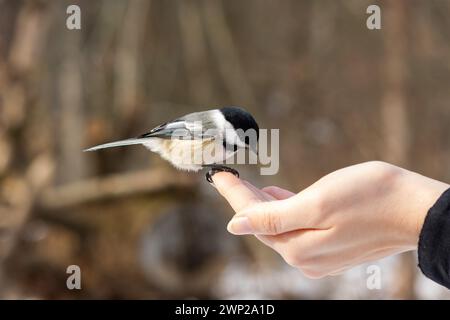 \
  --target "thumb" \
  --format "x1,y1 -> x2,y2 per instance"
227,197 -> 310,235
